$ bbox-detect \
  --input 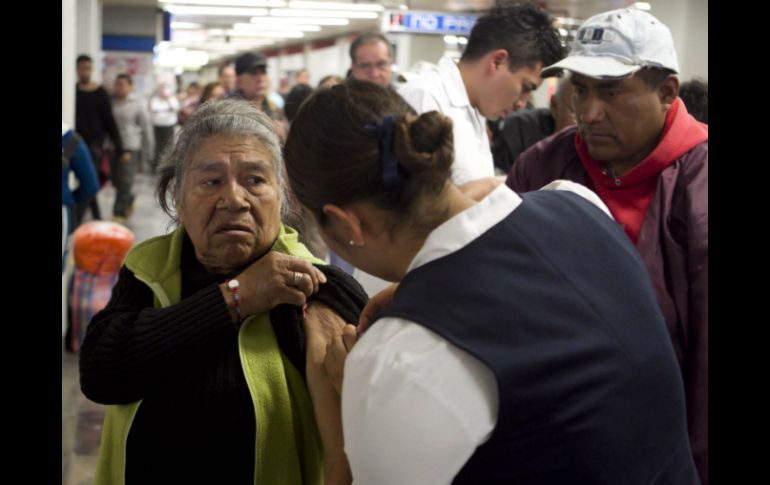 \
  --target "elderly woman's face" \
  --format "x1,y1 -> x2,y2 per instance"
178,134 -> 281,274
